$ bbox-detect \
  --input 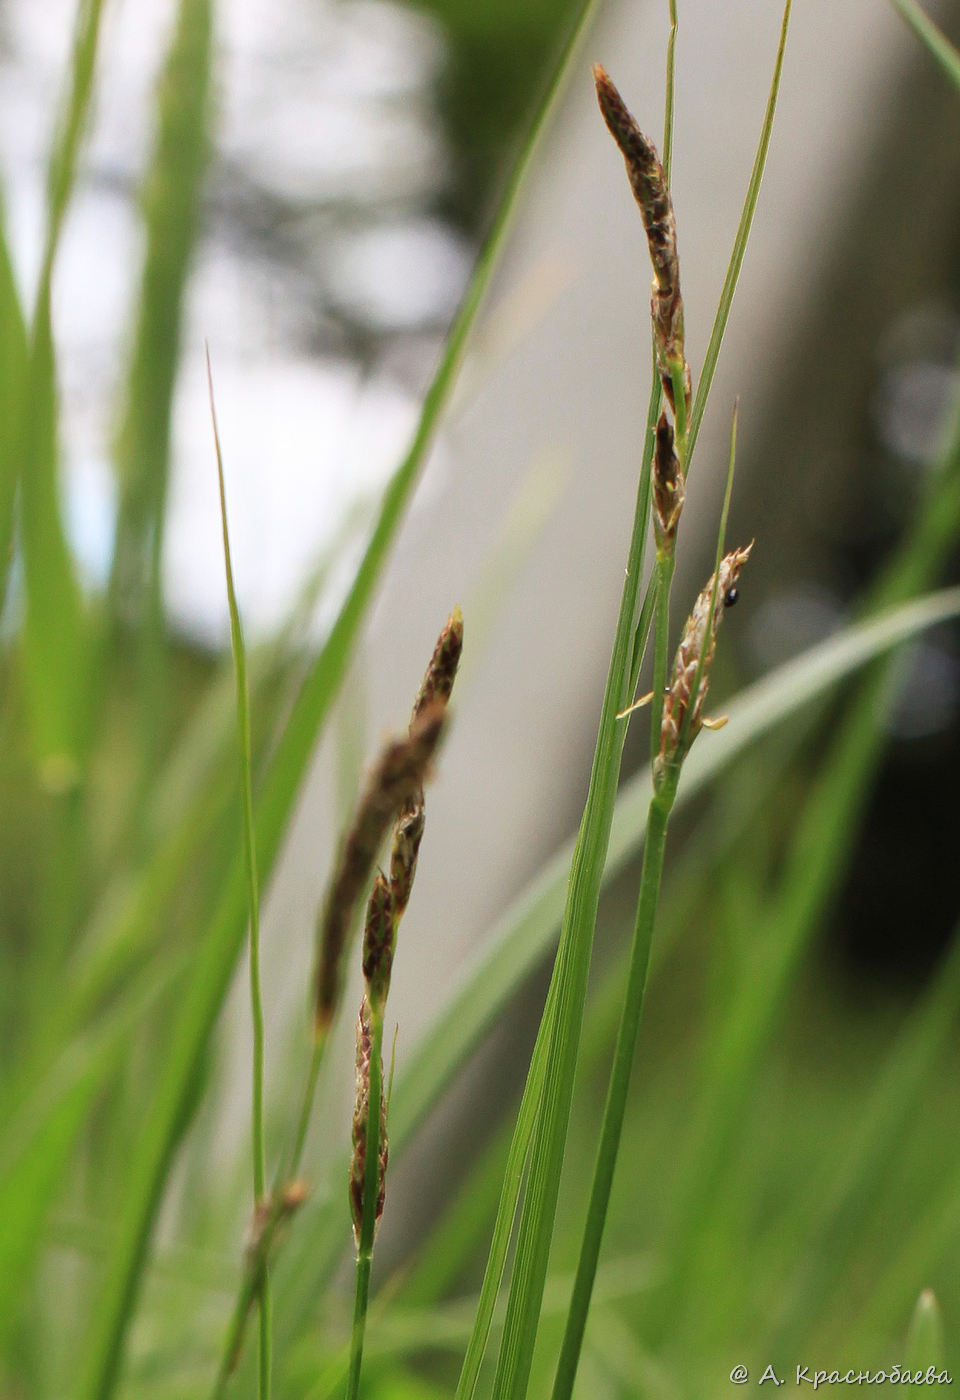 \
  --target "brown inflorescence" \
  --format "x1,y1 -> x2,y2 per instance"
653,410 -> 685,547
349,996 -> 388,1248
386,606 -> 464,931
388,801 -> 426,926
411,605 -> 464,722
593,64 -> 690,420
657,544 -> 753,777
361,872 -> 394,1018
313,702 -> 445,1035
